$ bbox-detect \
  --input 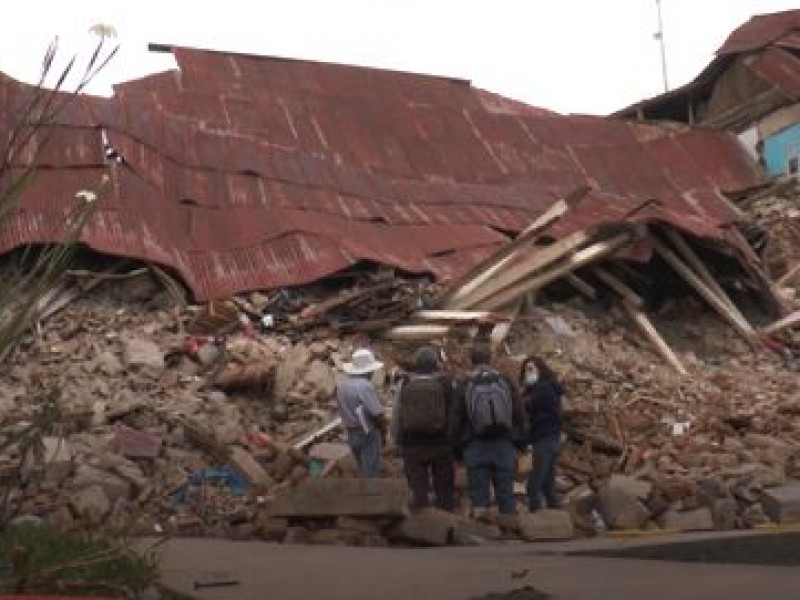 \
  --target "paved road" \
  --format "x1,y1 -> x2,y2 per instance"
154,532 -> 800,600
